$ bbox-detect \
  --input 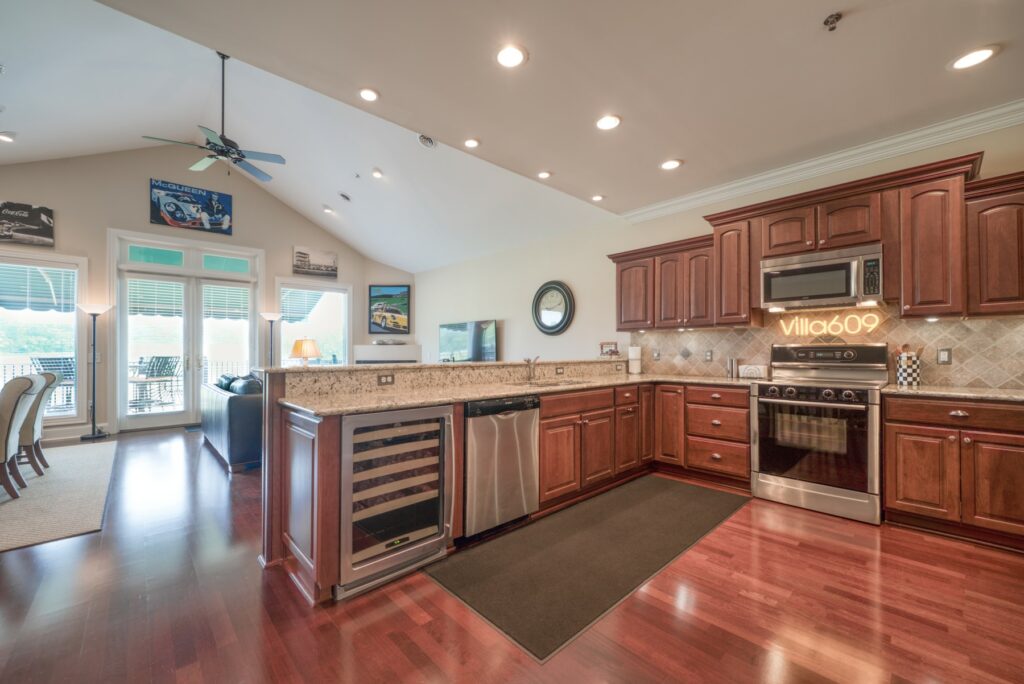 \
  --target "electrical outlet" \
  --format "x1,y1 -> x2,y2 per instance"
615,363 -> 623,371
377,374 -> 395,386
555,366 -> 565,375
652,349 -> 661,361
704,350 -> 714,362
937,348 -> 952,365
